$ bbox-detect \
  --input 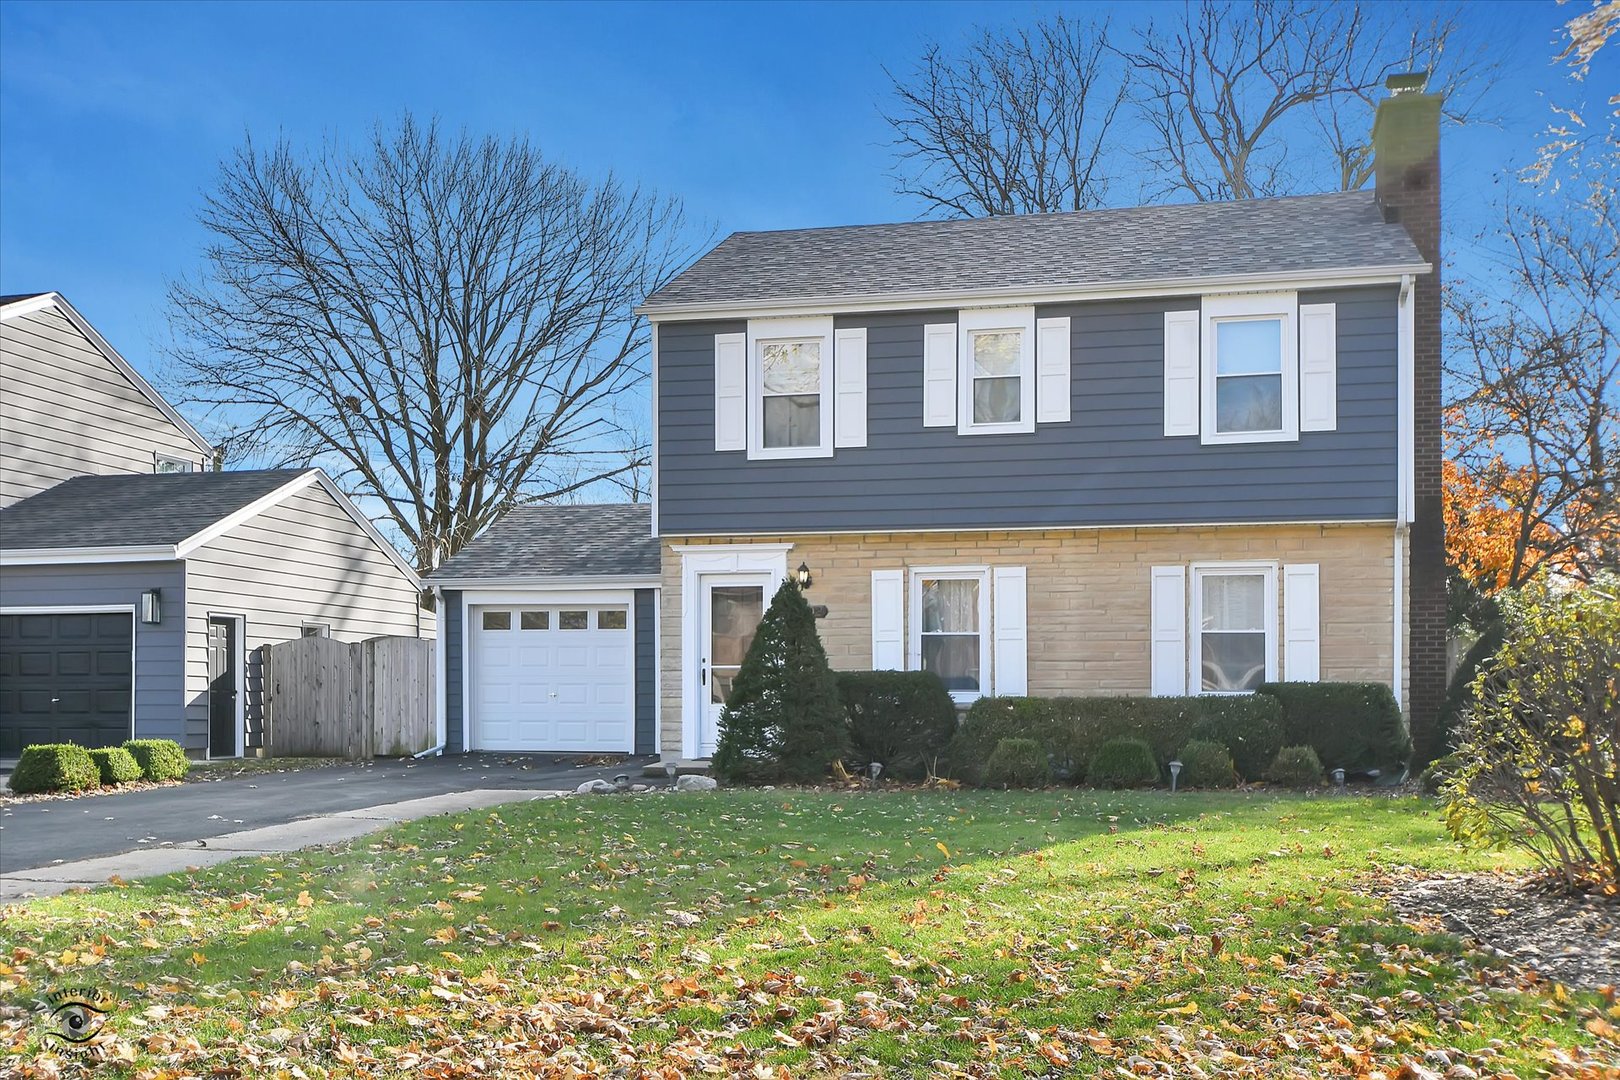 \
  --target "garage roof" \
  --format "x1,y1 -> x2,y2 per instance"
429,503 -> 657,584
0,469 -> 314,549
